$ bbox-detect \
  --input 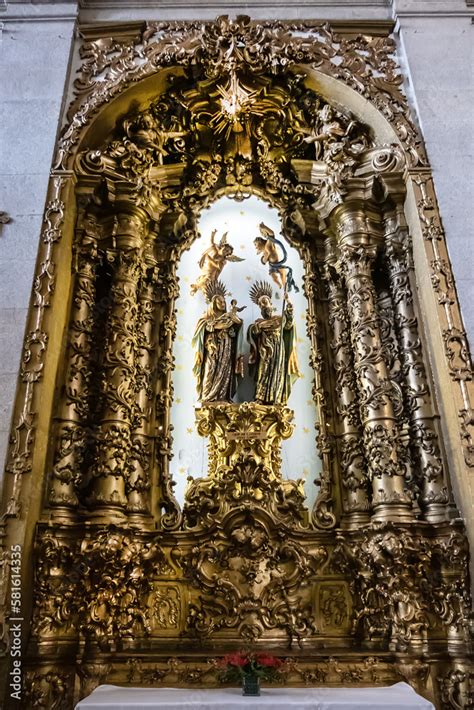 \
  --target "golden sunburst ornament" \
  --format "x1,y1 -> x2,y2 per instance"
219,73 -> 255,115
211,72 -> 259,137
